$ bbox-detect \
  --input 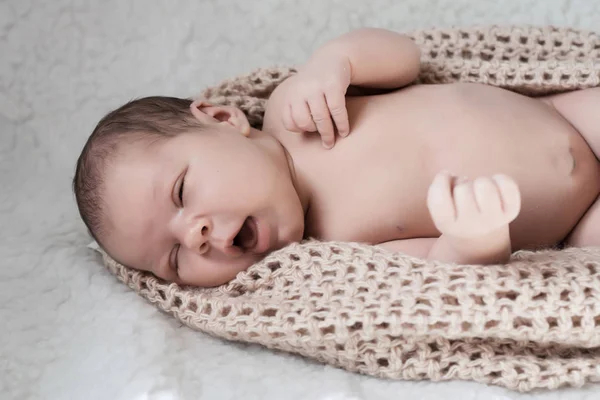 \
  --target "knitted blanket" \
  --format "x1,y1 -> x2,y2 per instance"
99,26 -> 600,392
